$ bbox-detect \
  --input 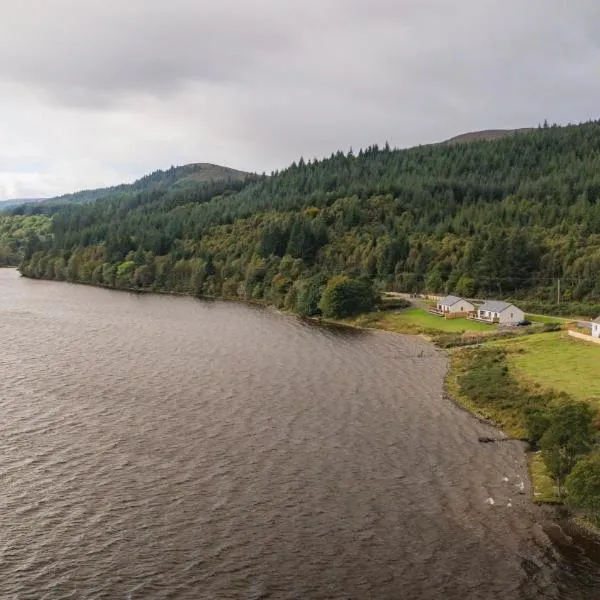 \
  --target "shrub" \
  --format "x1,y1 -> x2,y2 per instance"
524,406 -> 551,447
377,297 -> 411,311
456,347 -> 556,437
540,402 -> 596,489
517,300 -> 600,319
318,275 -> 376,318
458,349 -> 516,406
294,274 -> 327,316
565,454 -> 600,525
